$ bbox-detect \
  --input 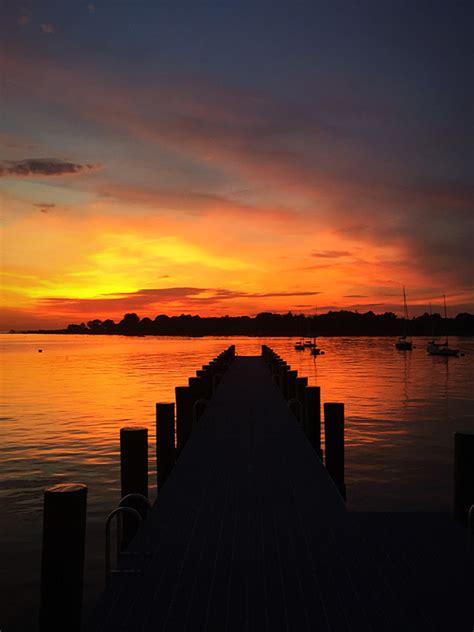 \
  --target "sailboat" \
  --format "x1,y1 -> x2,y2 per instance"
303,315 -> 316,348
395,286 -> 413,350
309,308 -> 324,355
426,295 -> 459,357
310,337 -> 324,356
